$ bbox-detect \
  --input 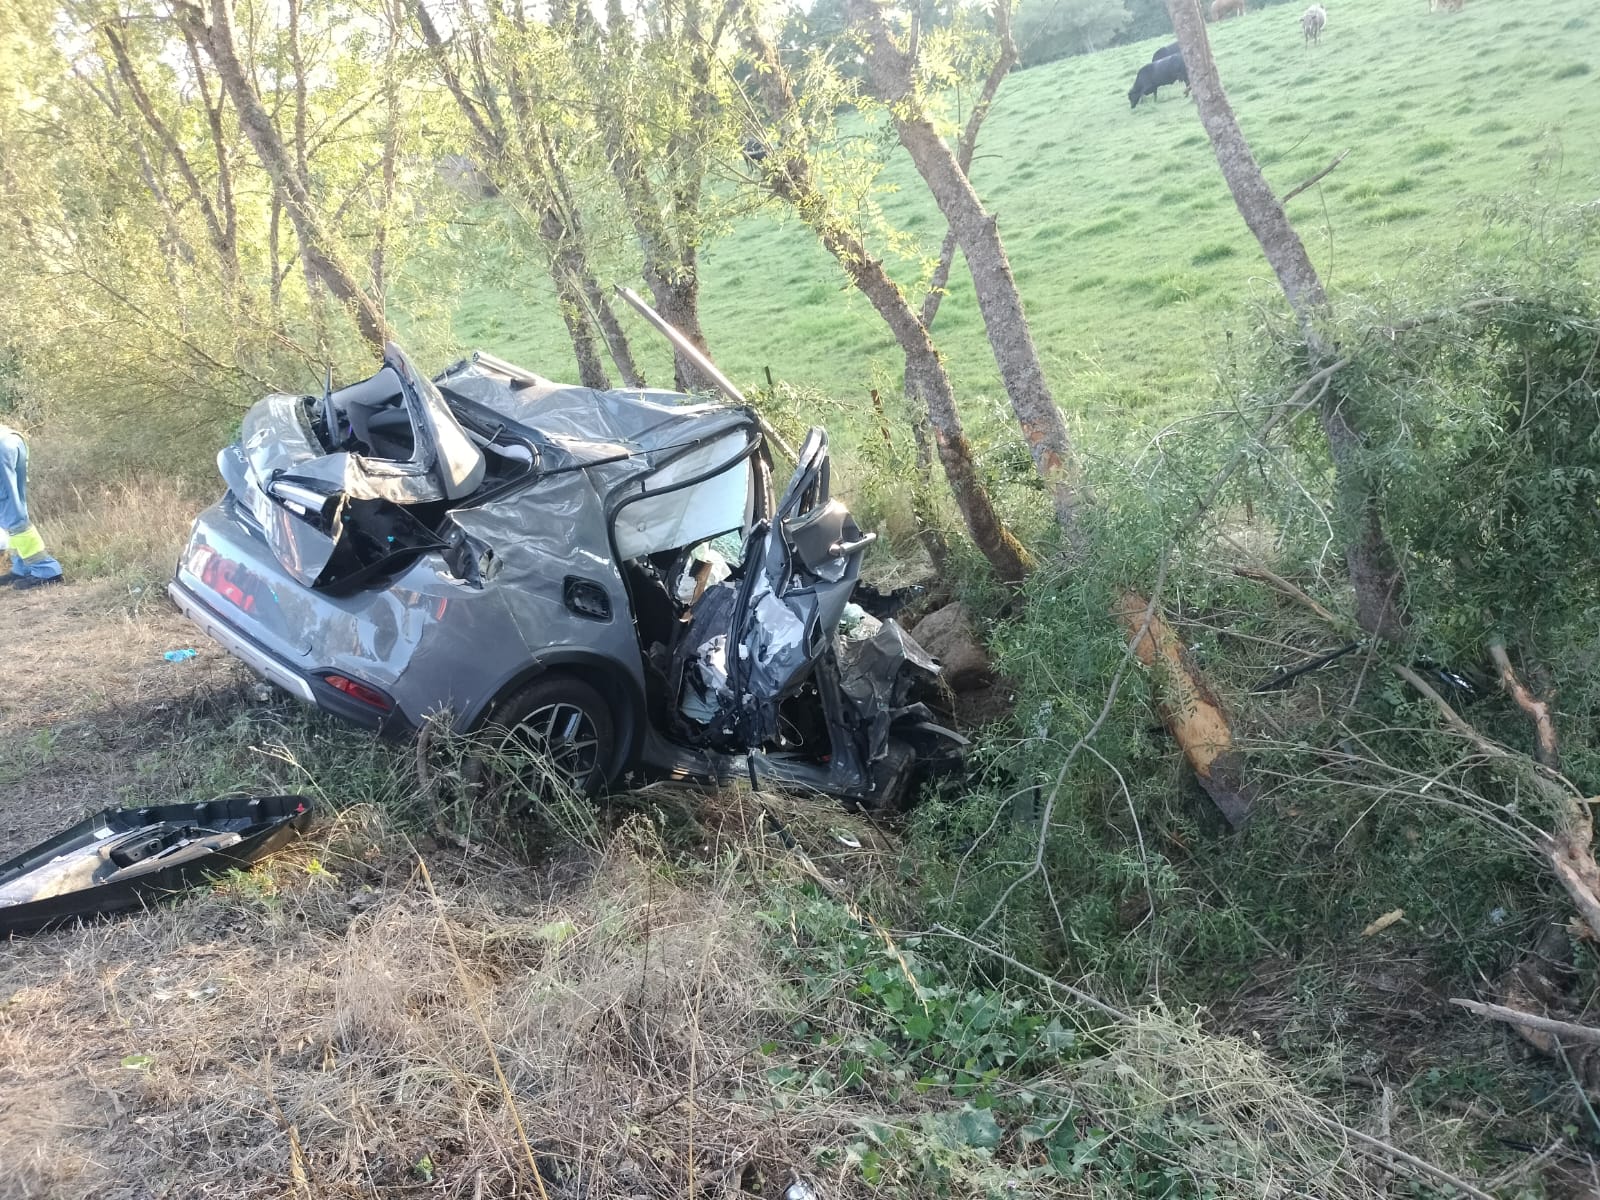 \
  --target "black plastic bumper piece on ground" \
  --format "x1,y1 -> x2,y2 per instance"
0,793 -> 314,937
